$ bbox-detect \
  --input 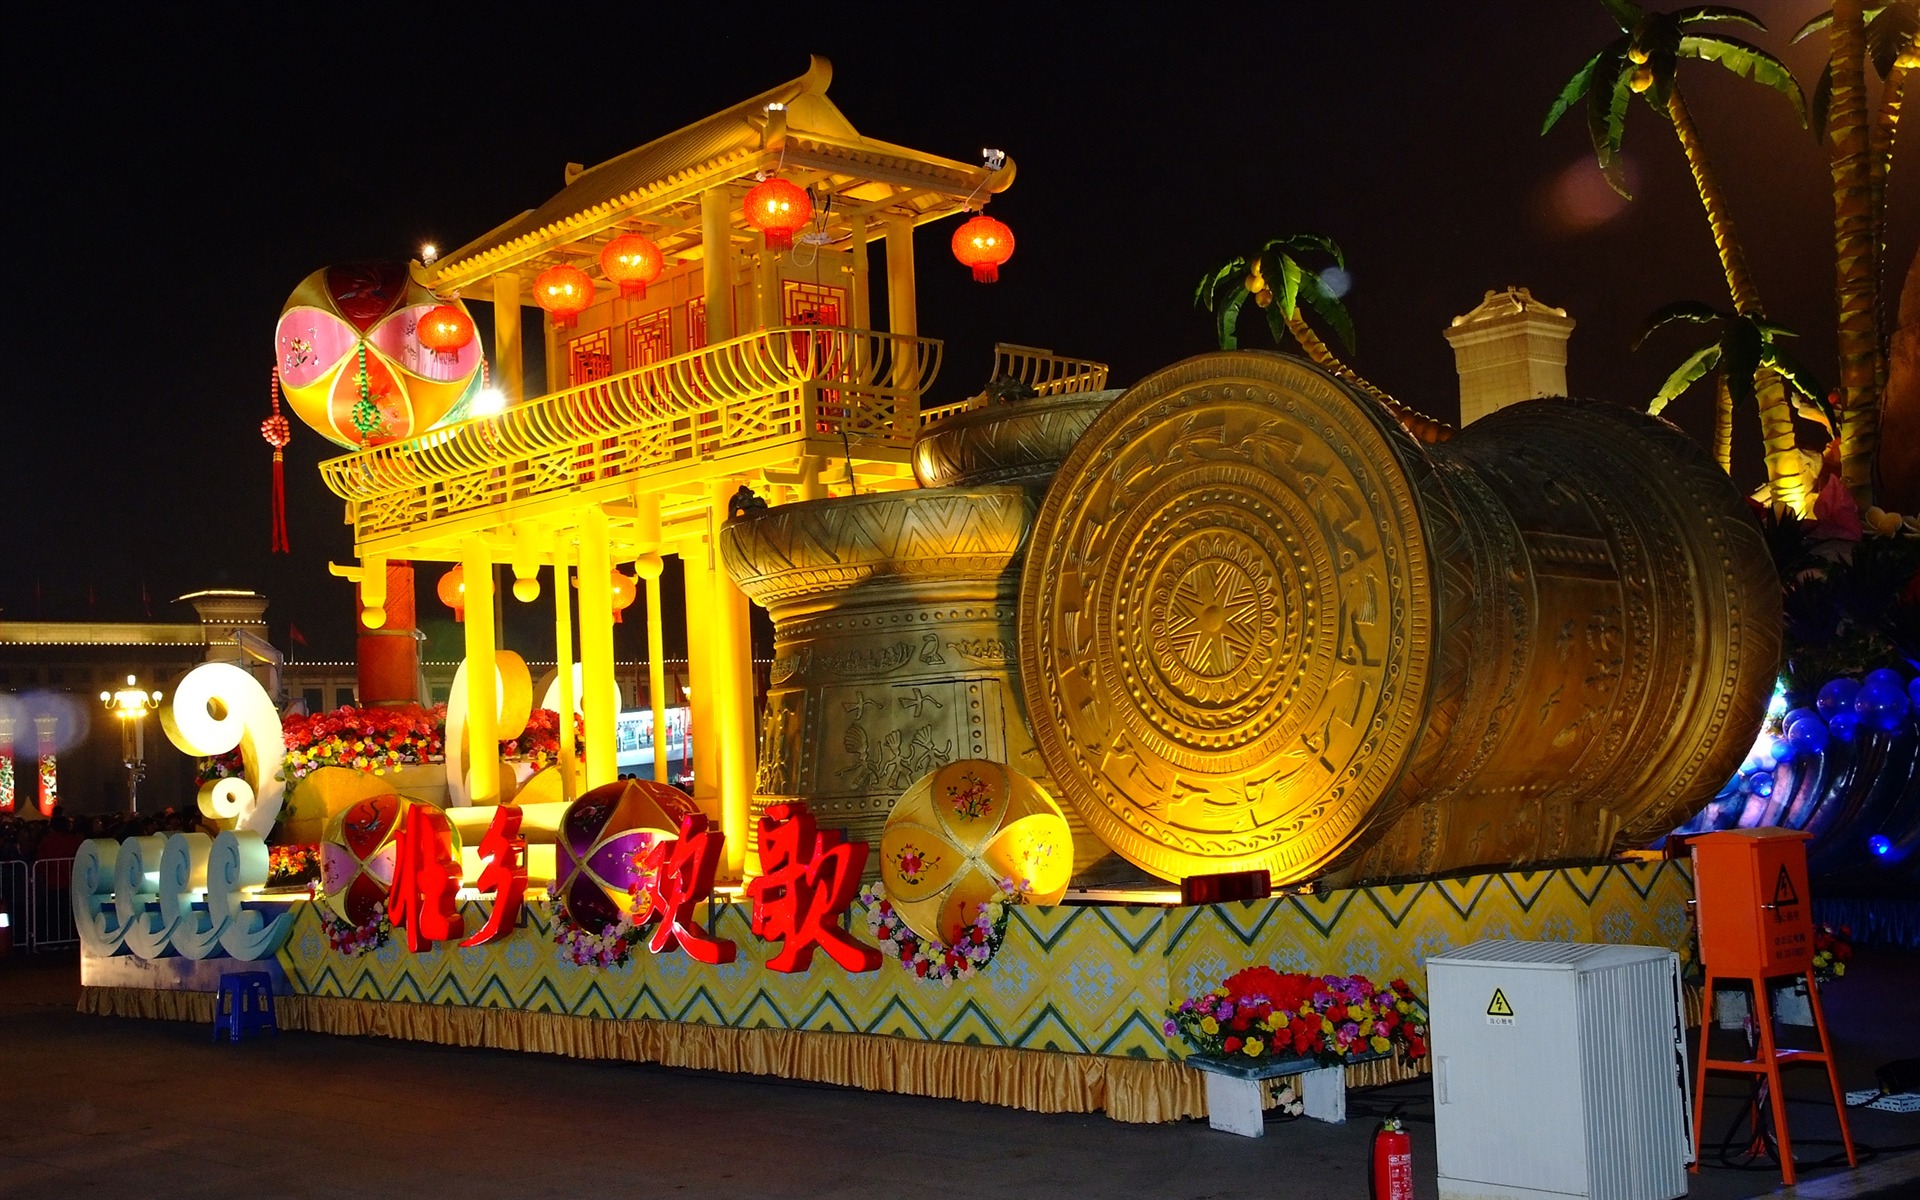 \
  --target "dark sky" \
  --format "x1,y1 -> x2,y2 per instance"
5,2 -> 1911,660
